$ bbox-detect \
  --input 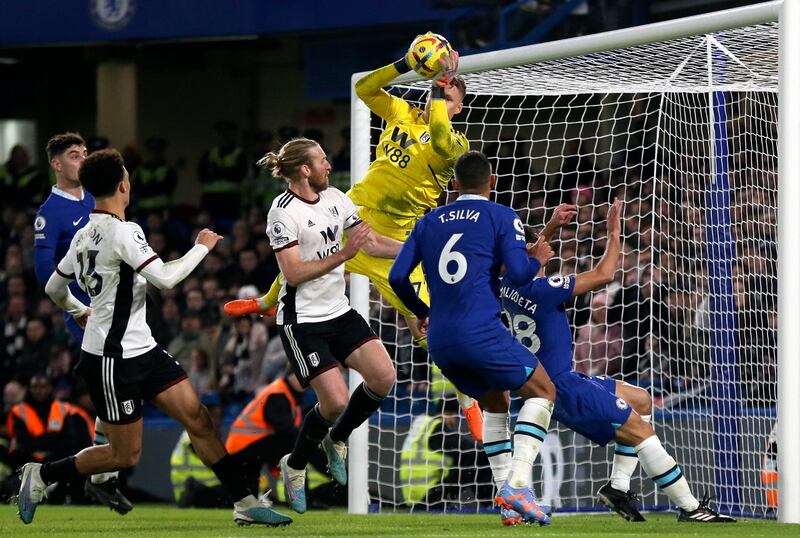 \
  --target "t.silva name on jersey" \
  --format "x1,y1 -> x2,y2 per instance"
437,207 -> 481,224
